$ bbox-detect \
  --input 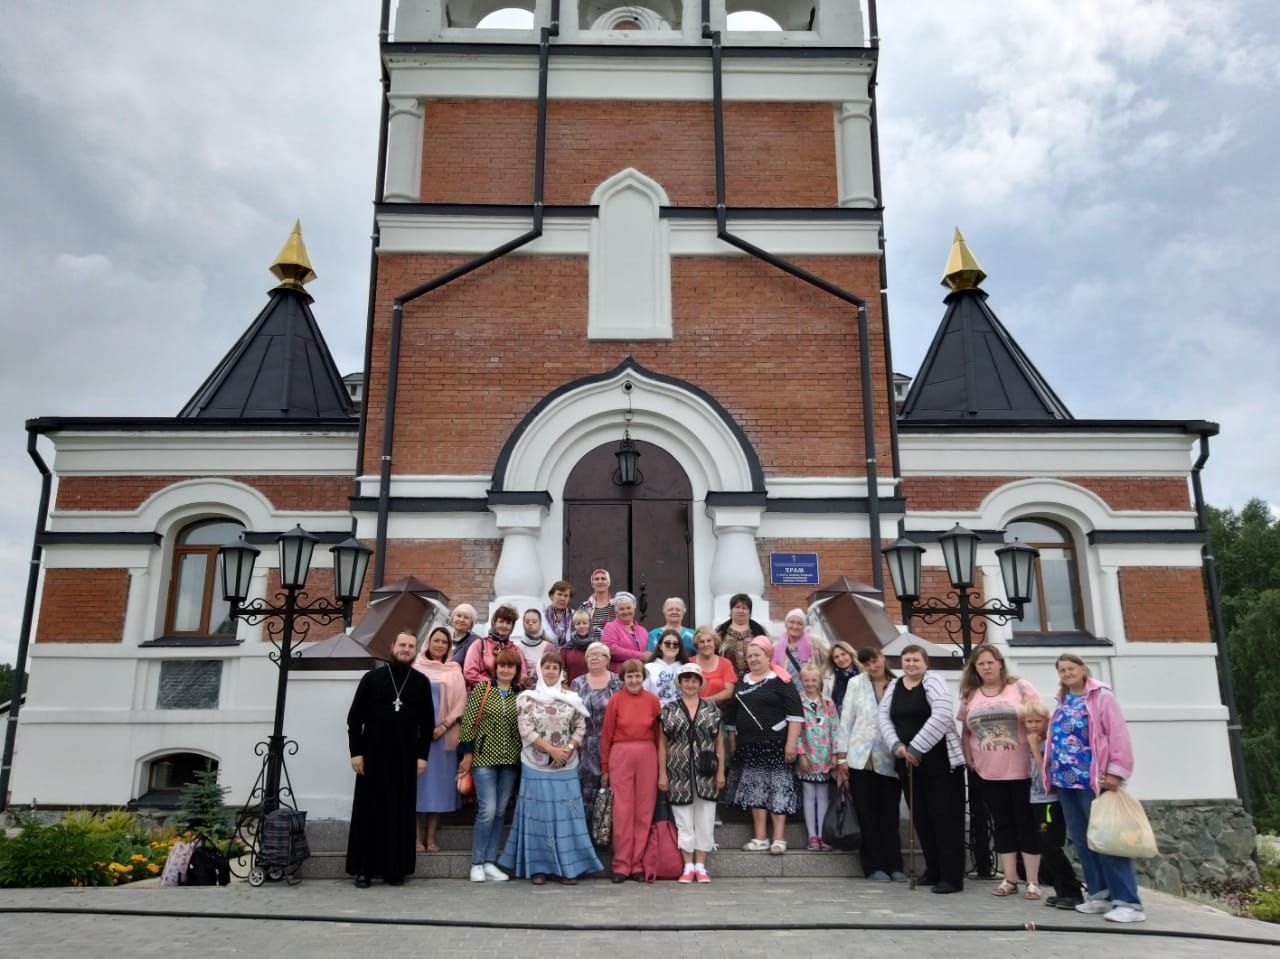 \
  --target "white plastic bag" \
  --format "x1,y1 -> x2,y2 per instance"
1087,788 -> 1158,859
